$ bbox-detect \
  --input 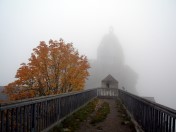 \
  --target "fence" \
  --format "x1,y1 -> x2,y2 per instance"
1,88 -> 176,132
97,88 -> 118,98
118,89 -> 176,132
0,89 -> 97,132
